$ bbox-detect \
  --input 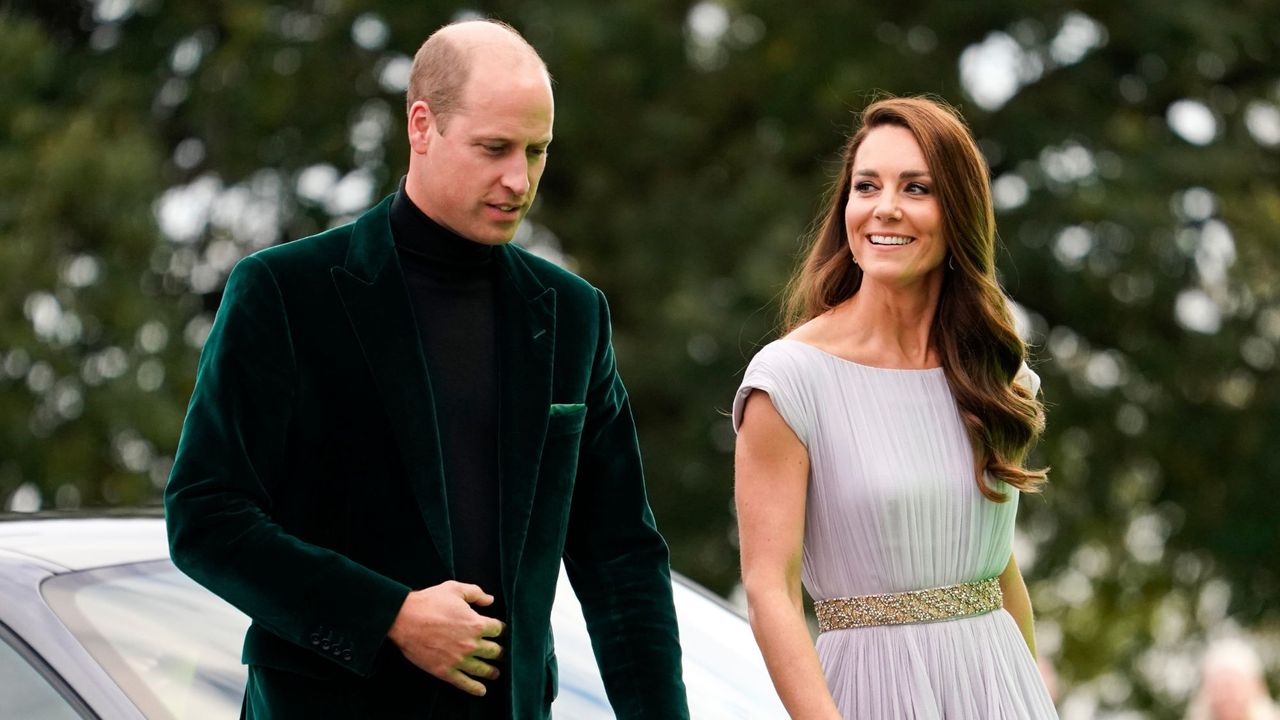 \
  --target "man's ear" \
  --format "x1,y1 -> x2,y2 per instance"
407,100 -> 435,154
